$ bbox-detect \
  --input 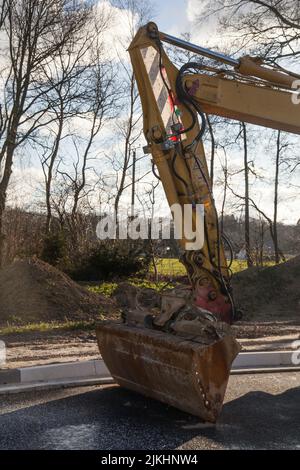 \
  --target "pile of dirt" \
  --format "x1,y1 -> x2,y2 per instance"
232,256 -> 300,321
0,257 -> 114,325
